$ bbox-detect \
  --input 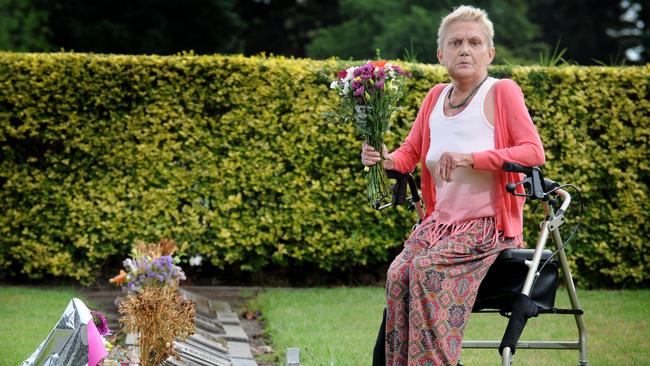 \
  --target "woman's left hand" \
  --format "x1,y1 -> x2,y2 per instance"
437,152 -> 474,182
